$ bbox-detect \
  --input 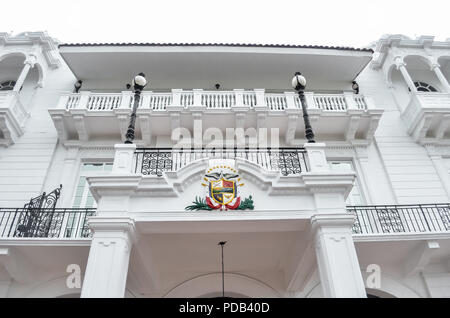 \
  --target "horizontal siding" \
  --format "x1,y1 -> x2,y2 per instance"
374,110 -> 448,204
